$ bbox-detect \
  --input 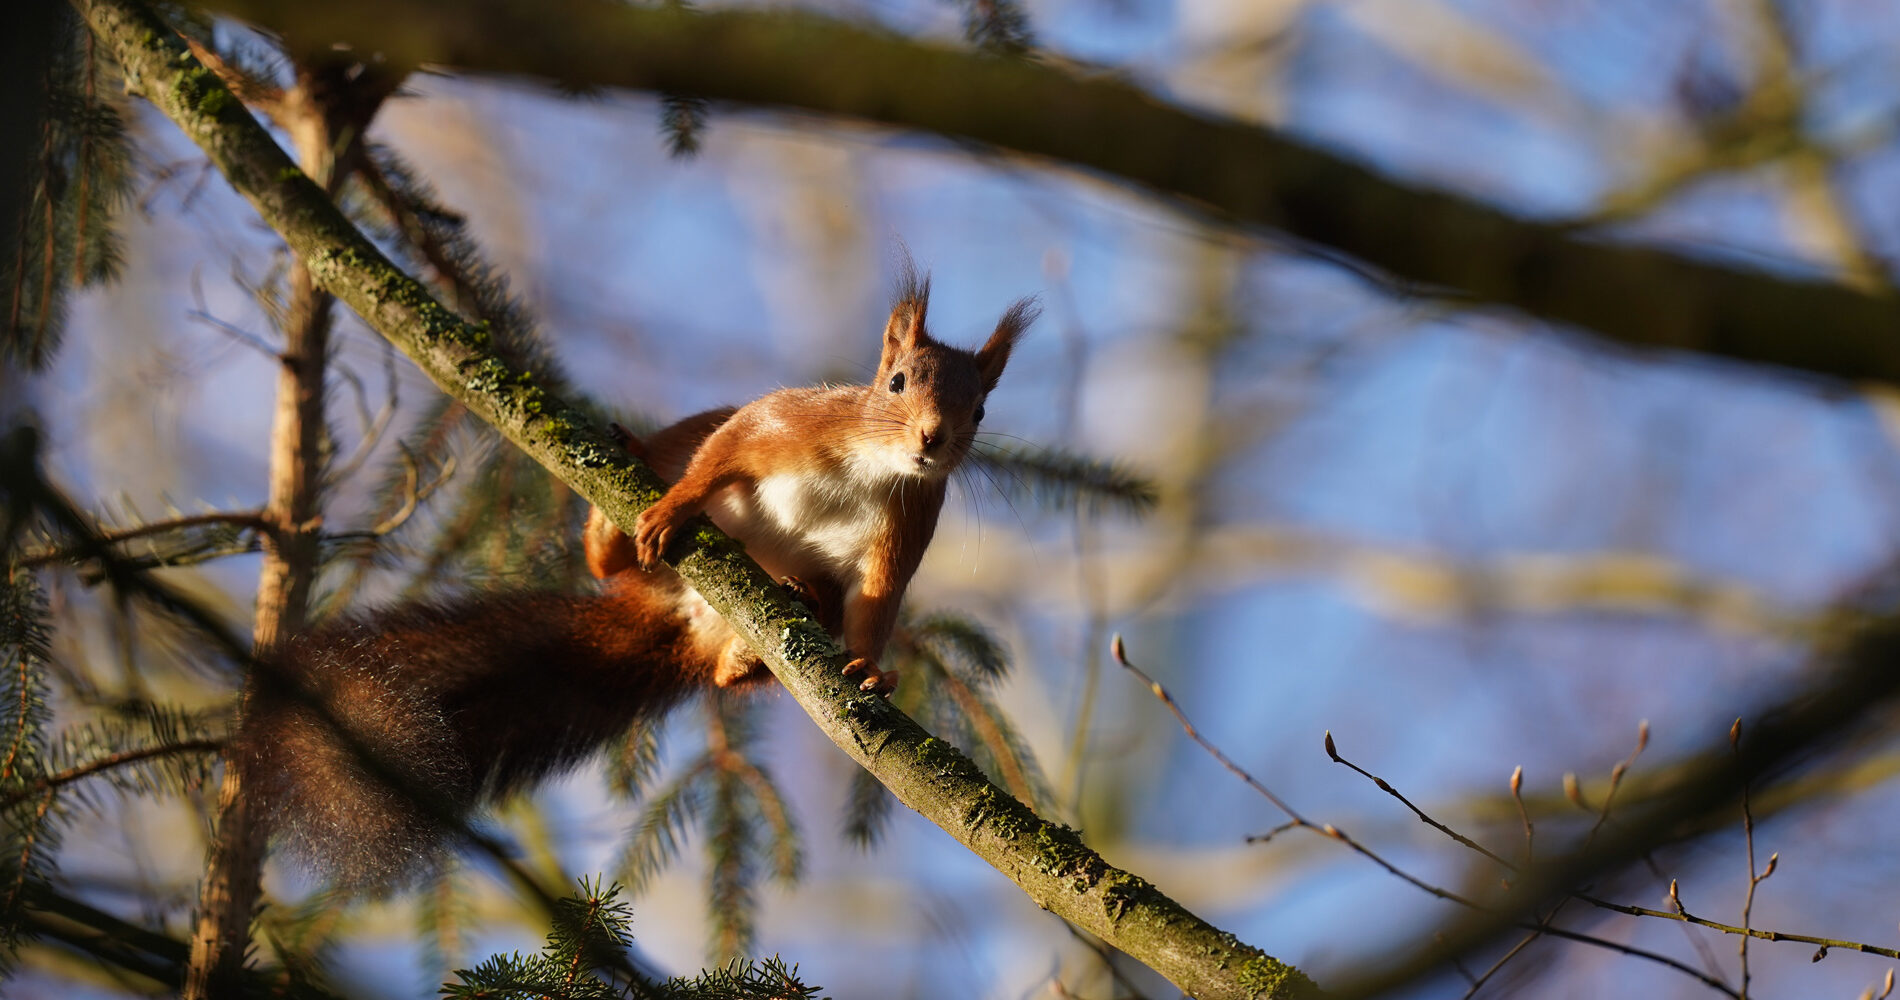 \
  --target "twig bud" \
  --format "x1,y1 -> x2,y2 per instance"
1325,731 -> 1339,762
1881,967 -> 1894,999
1563,772 -> 1585,809
1609,761 -> 1628,787
1667,878 -> 1682,913
1812,946 -> 1828,962
1636,719 -> 1650,754
1510,765 -> 1523,797
1110,633 -> 1127,664
1761,852 -> 1778,880
1729,717 -> 1742,751
1322,824 -> 1342,840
